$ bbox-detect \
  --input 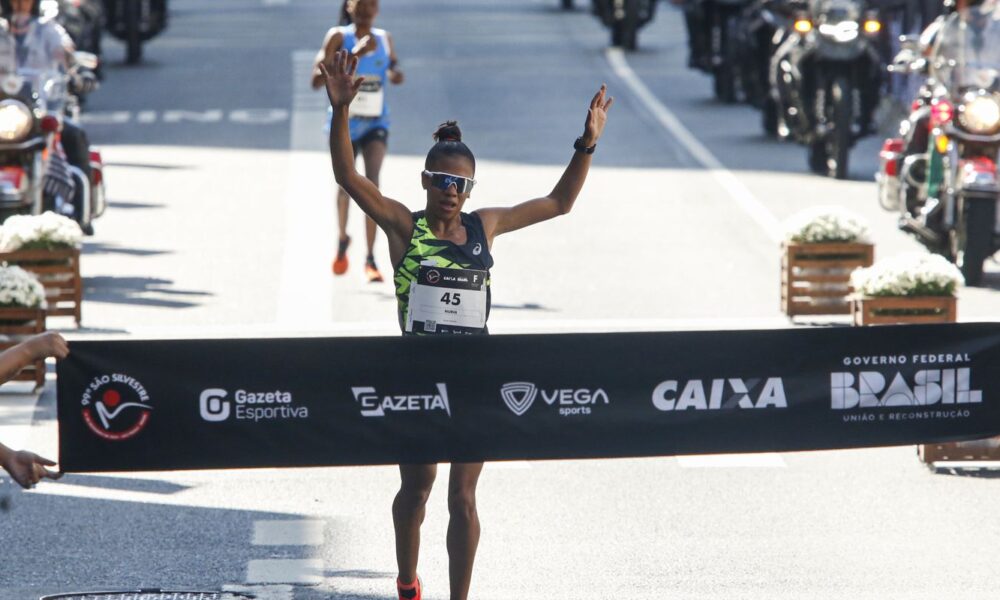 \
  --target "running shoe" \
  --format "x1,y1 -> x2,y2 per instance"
396,576 -> 421,600
365,256 -> 384,283
332,236 -> 351,275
